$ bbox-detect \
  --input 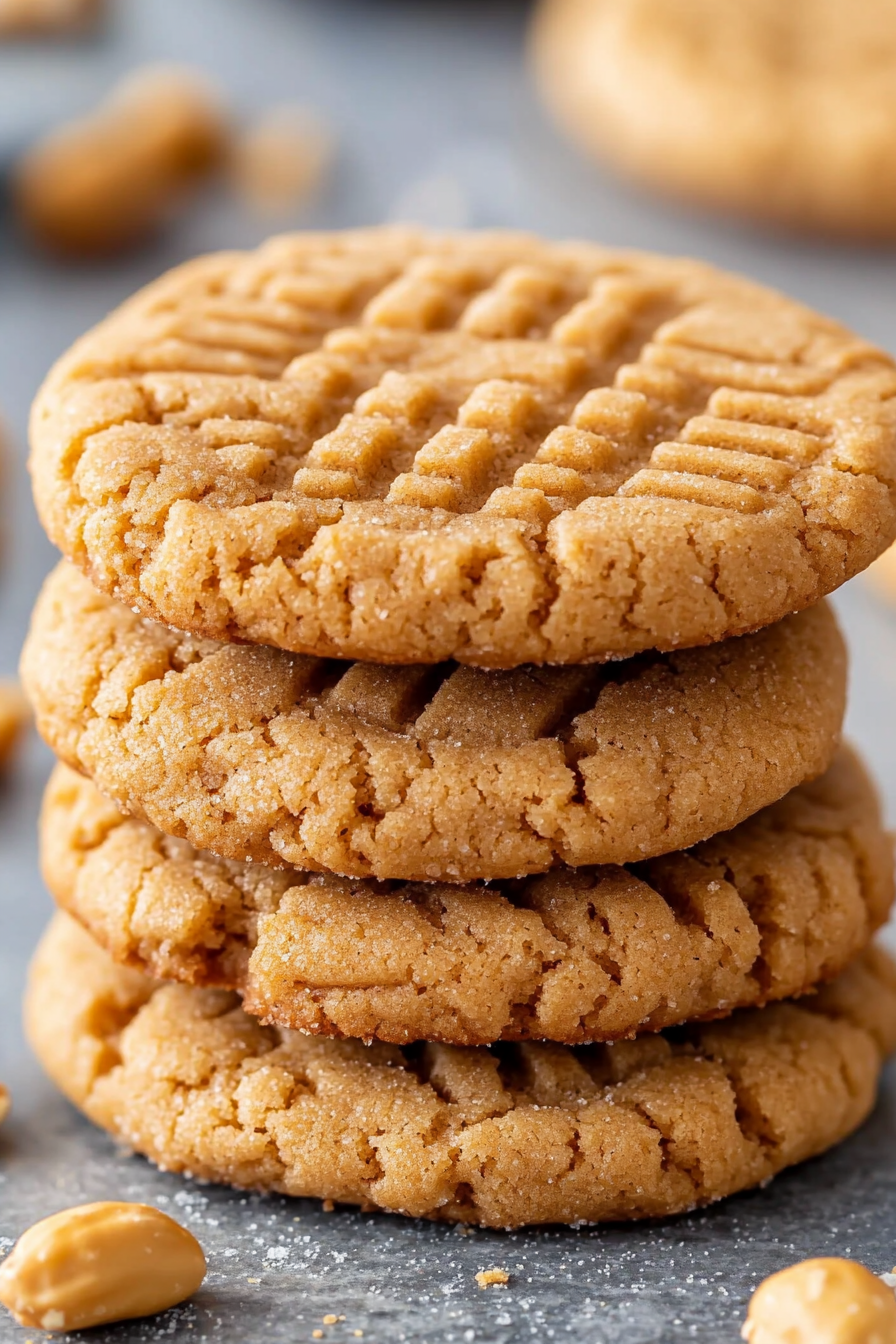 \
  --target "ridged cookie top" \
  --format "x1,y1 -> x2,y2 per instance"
42,750 -> 893,1046
22,563 -> 847,881
30,227 -> 896,666
27,913 -> 896,1228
